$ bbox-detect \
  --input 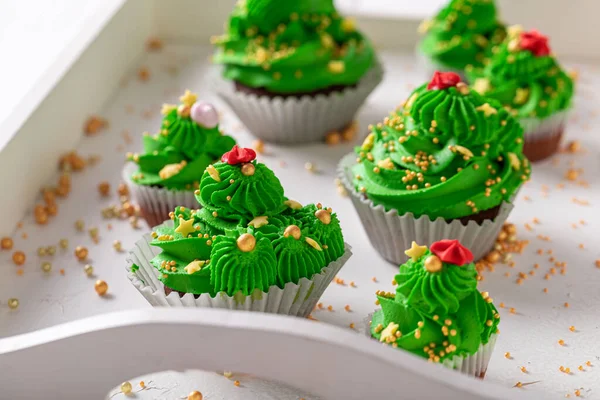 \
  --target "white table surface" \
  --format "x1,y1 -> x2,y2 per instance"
0,44 -> 599,399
